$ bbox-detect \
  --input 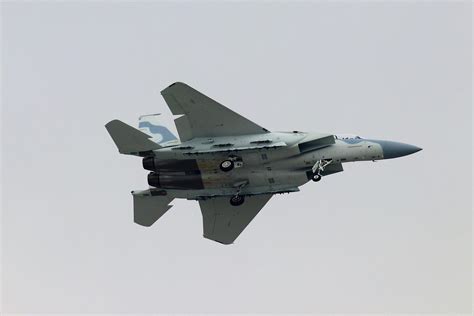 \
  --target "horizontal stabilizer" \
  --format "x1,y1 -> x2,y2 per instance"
105,119 -> 161,156
132,190 -> 174,226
